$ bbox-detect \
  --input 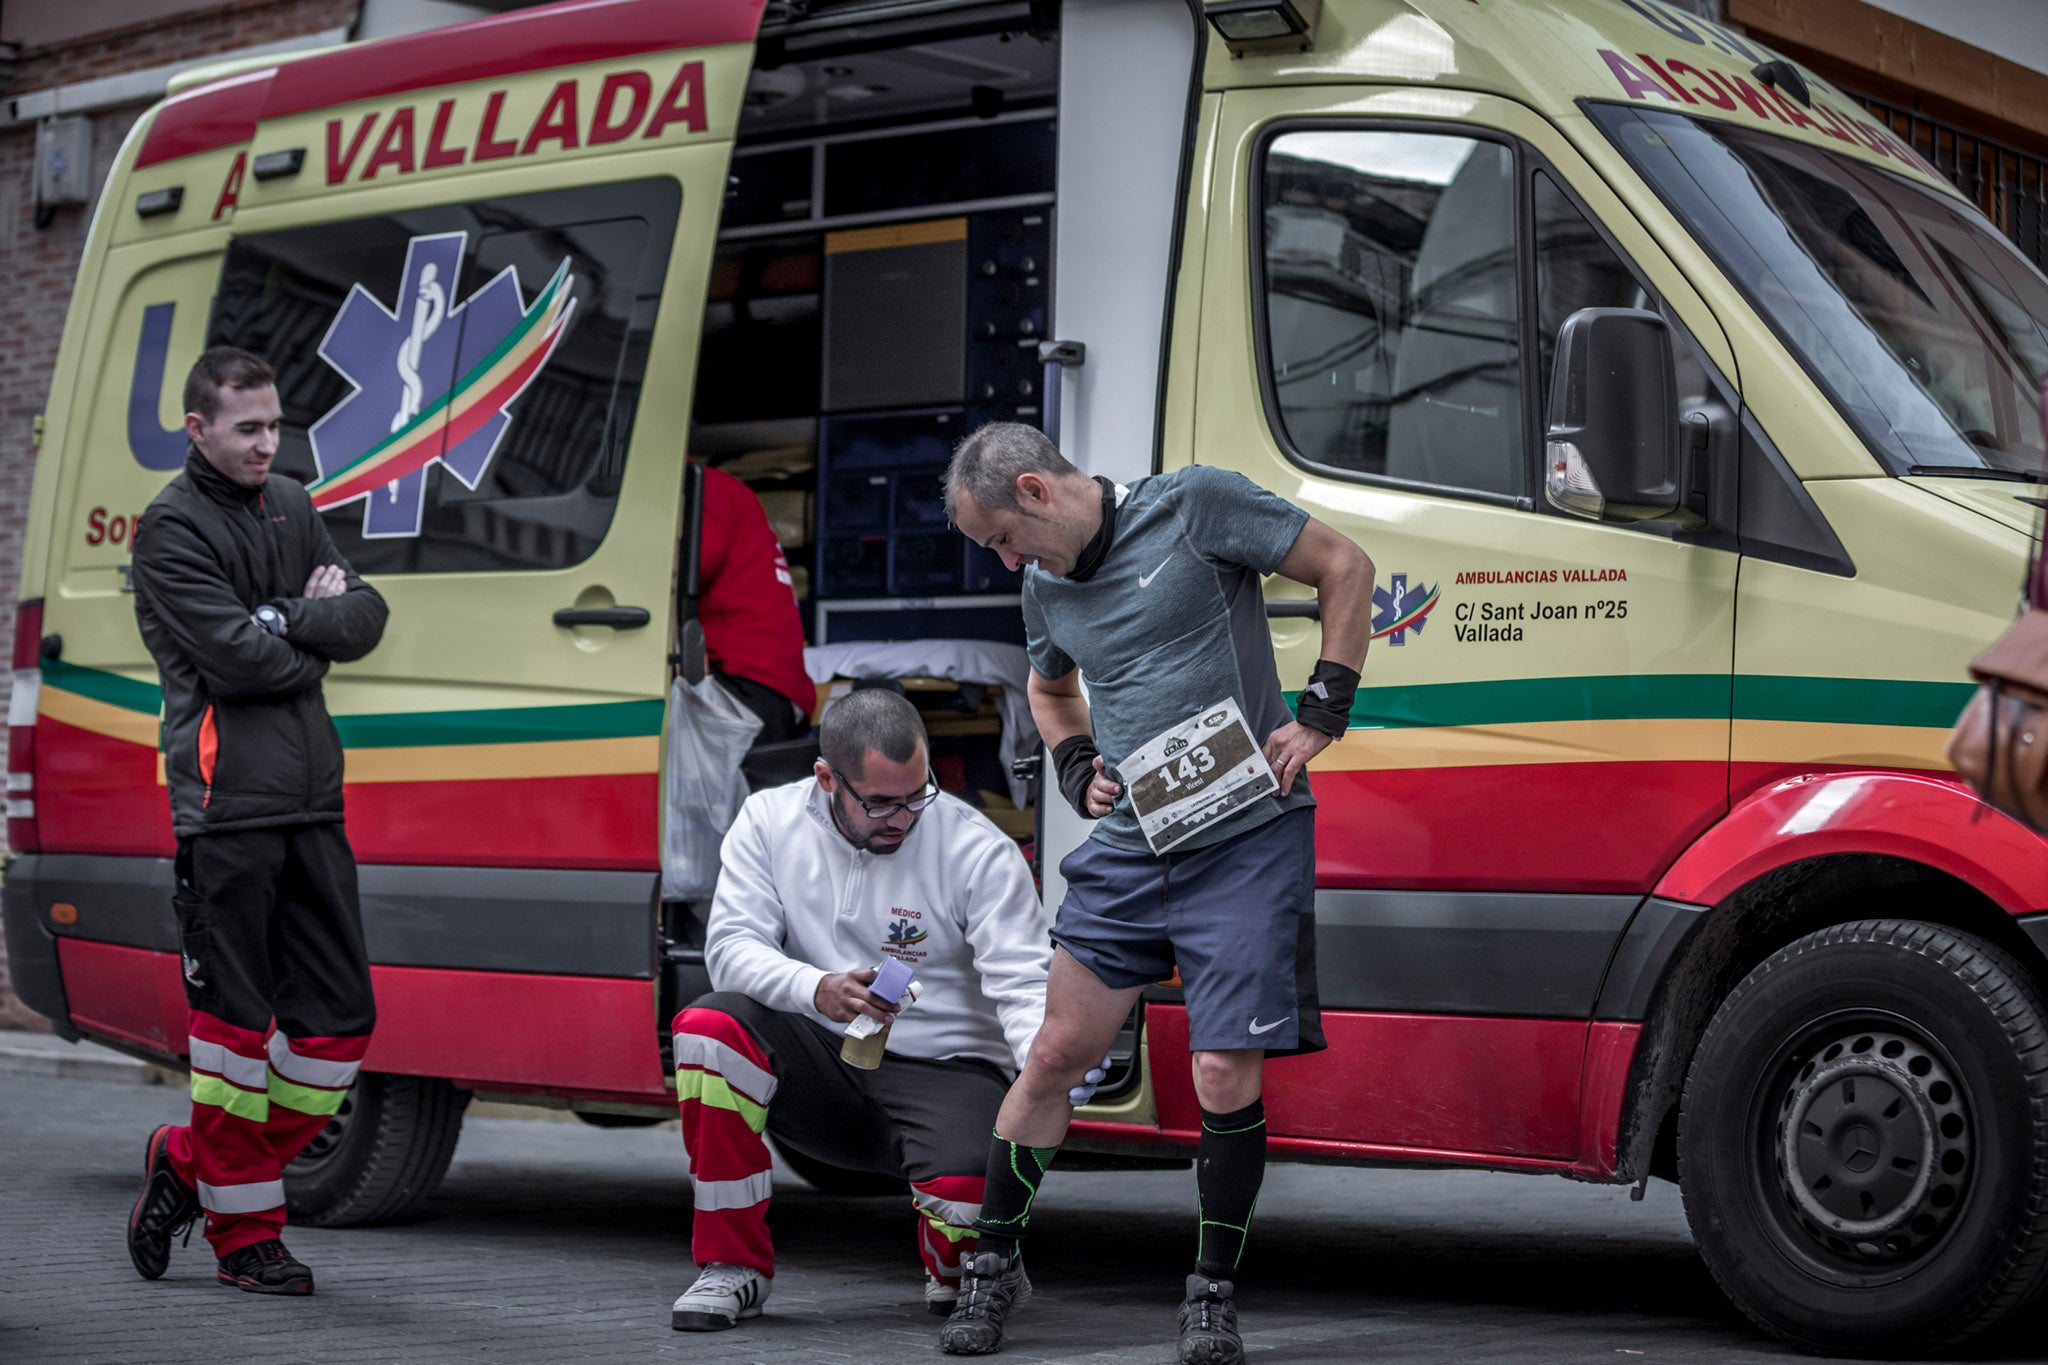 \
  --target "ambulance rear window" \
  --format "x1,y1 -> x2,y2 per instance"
210,178 -> 680,573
